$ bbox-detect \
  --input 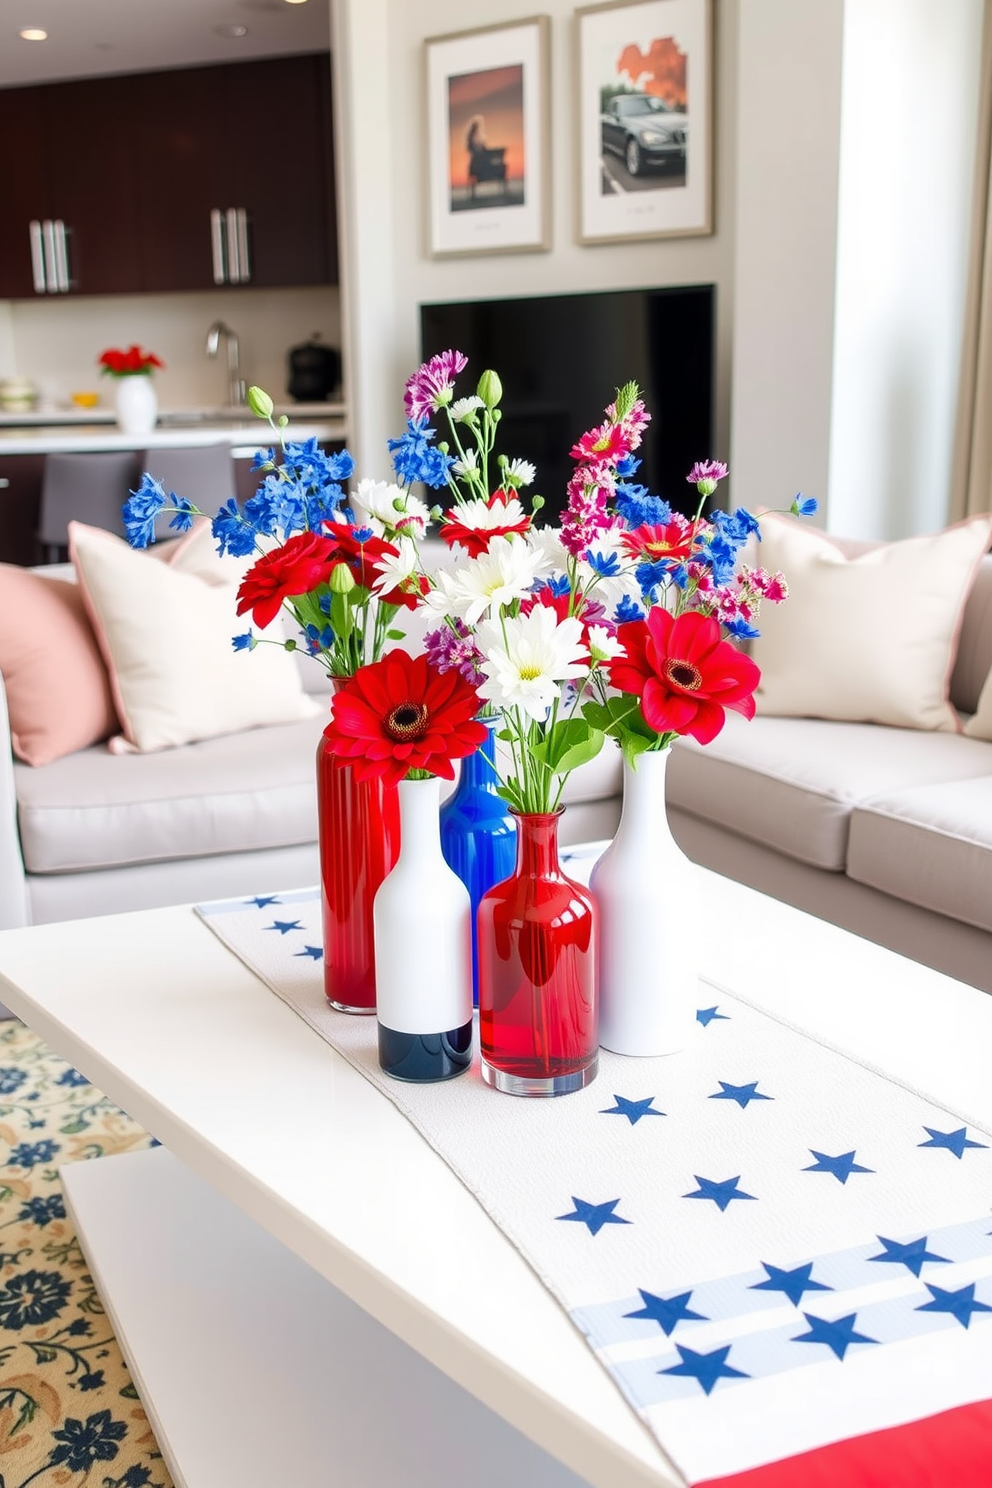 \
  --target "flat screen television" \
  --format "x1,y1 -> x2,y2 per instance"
420,284 -> 714,519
